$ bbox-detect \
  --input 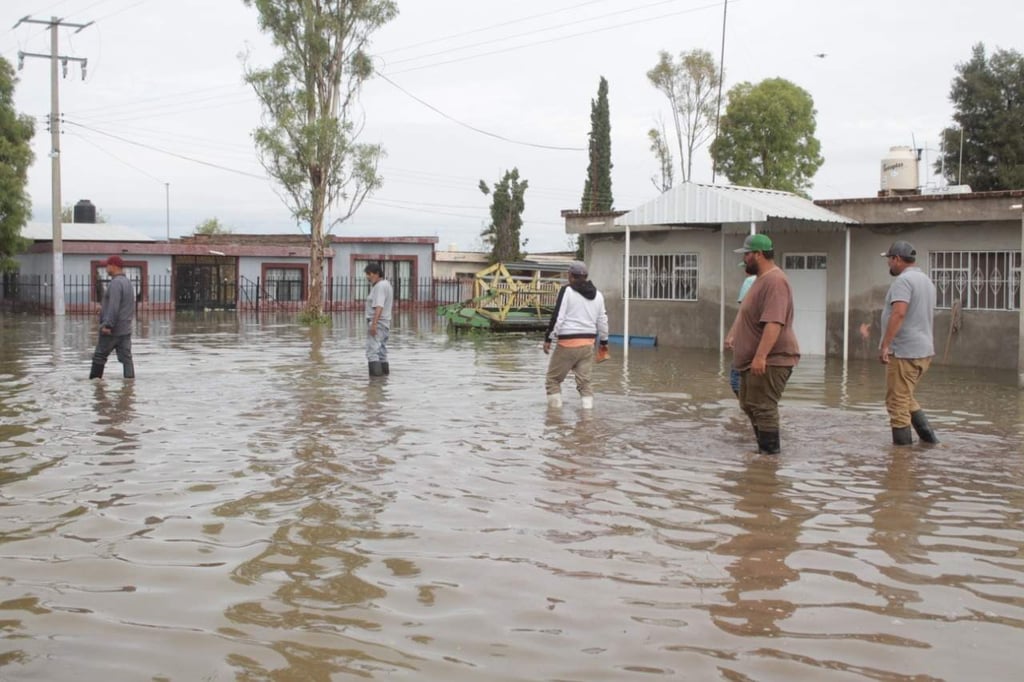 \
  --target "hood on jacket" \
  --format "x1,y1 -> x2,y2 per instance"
569,279 -> 598,300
